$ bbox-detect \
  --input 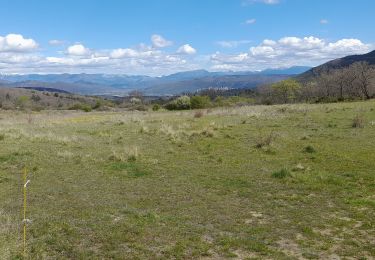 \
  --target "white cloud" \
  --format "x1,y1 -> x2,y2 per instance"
243,0 -> 280,5
262,0 -> 279,3
151,34 -> 173,48
216,40 -> 252,48
210,36 -> 372,71
66,44 -> 90,56
262,39 -> 277,46
177,44 -> 197,55
0,32 -> 372,75
49,40 -> 65,46
320,19 -> 329,24
110,48 -> 139,58
245,19 -> 256,25
0,34 -> 38,52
